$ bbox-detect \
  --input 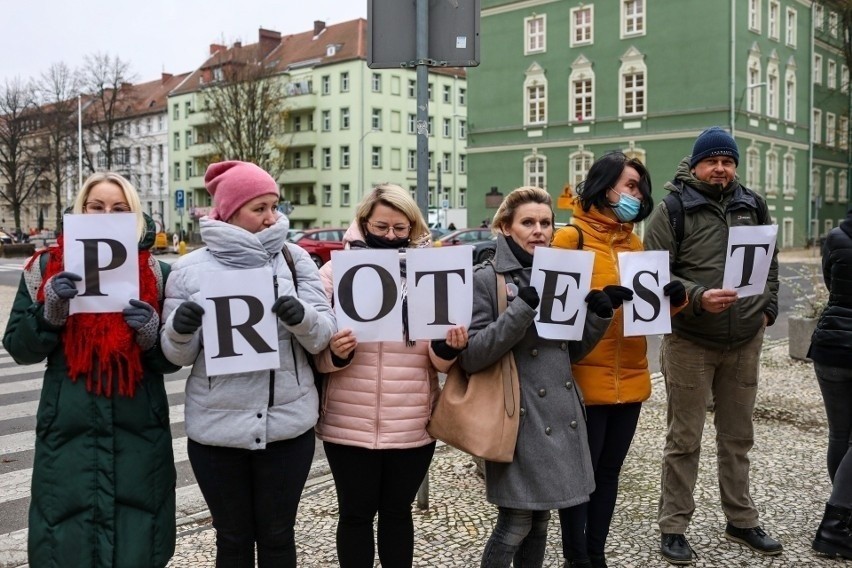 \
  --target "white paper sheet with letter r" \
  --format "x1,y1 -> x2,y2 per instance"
200,266 -> 280,375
